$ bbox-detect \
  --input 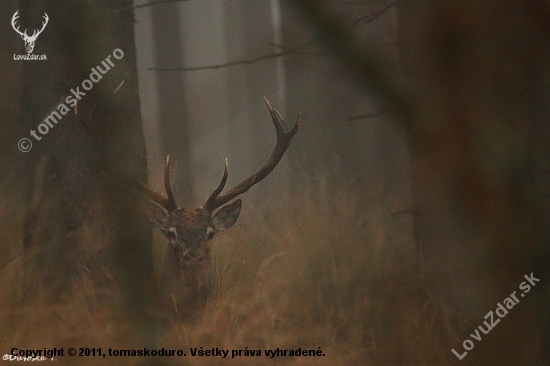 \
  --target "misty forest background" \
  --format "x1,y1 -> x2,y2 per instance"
1,0 -> 550,365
